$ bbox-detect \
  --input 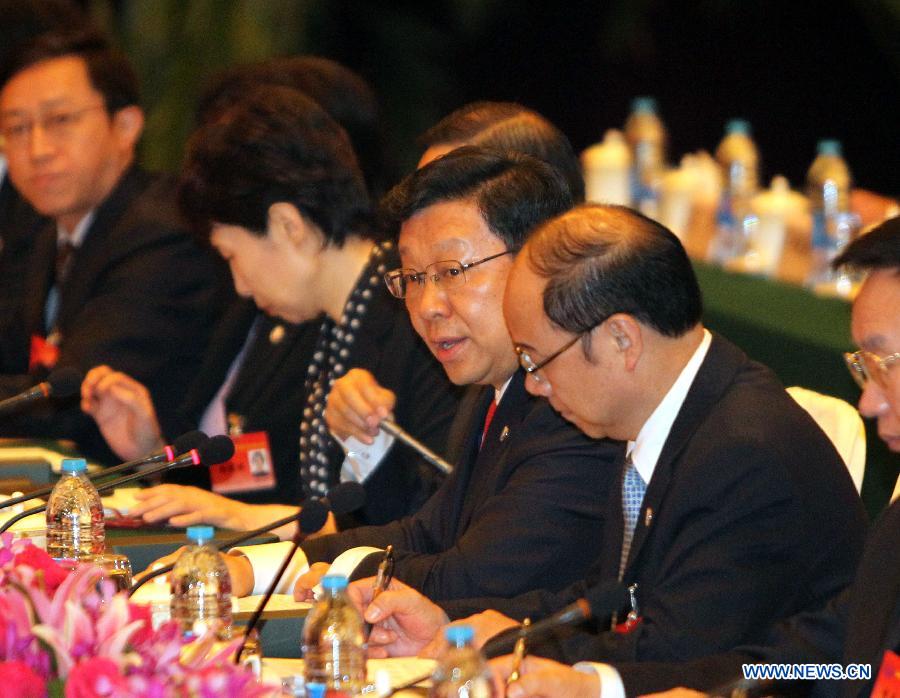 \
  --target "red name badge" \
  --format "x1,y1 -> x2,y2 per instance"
872,650 -> 900,698
29,334 -> 60,372
209,431 -> 276,494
